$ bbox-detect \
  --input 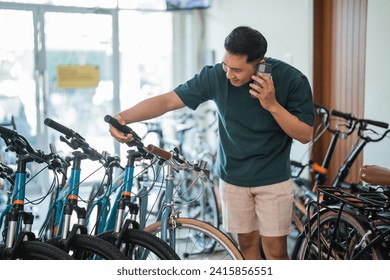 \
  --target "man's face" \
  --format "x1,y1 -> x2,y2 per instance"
222,52 -> 259,87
